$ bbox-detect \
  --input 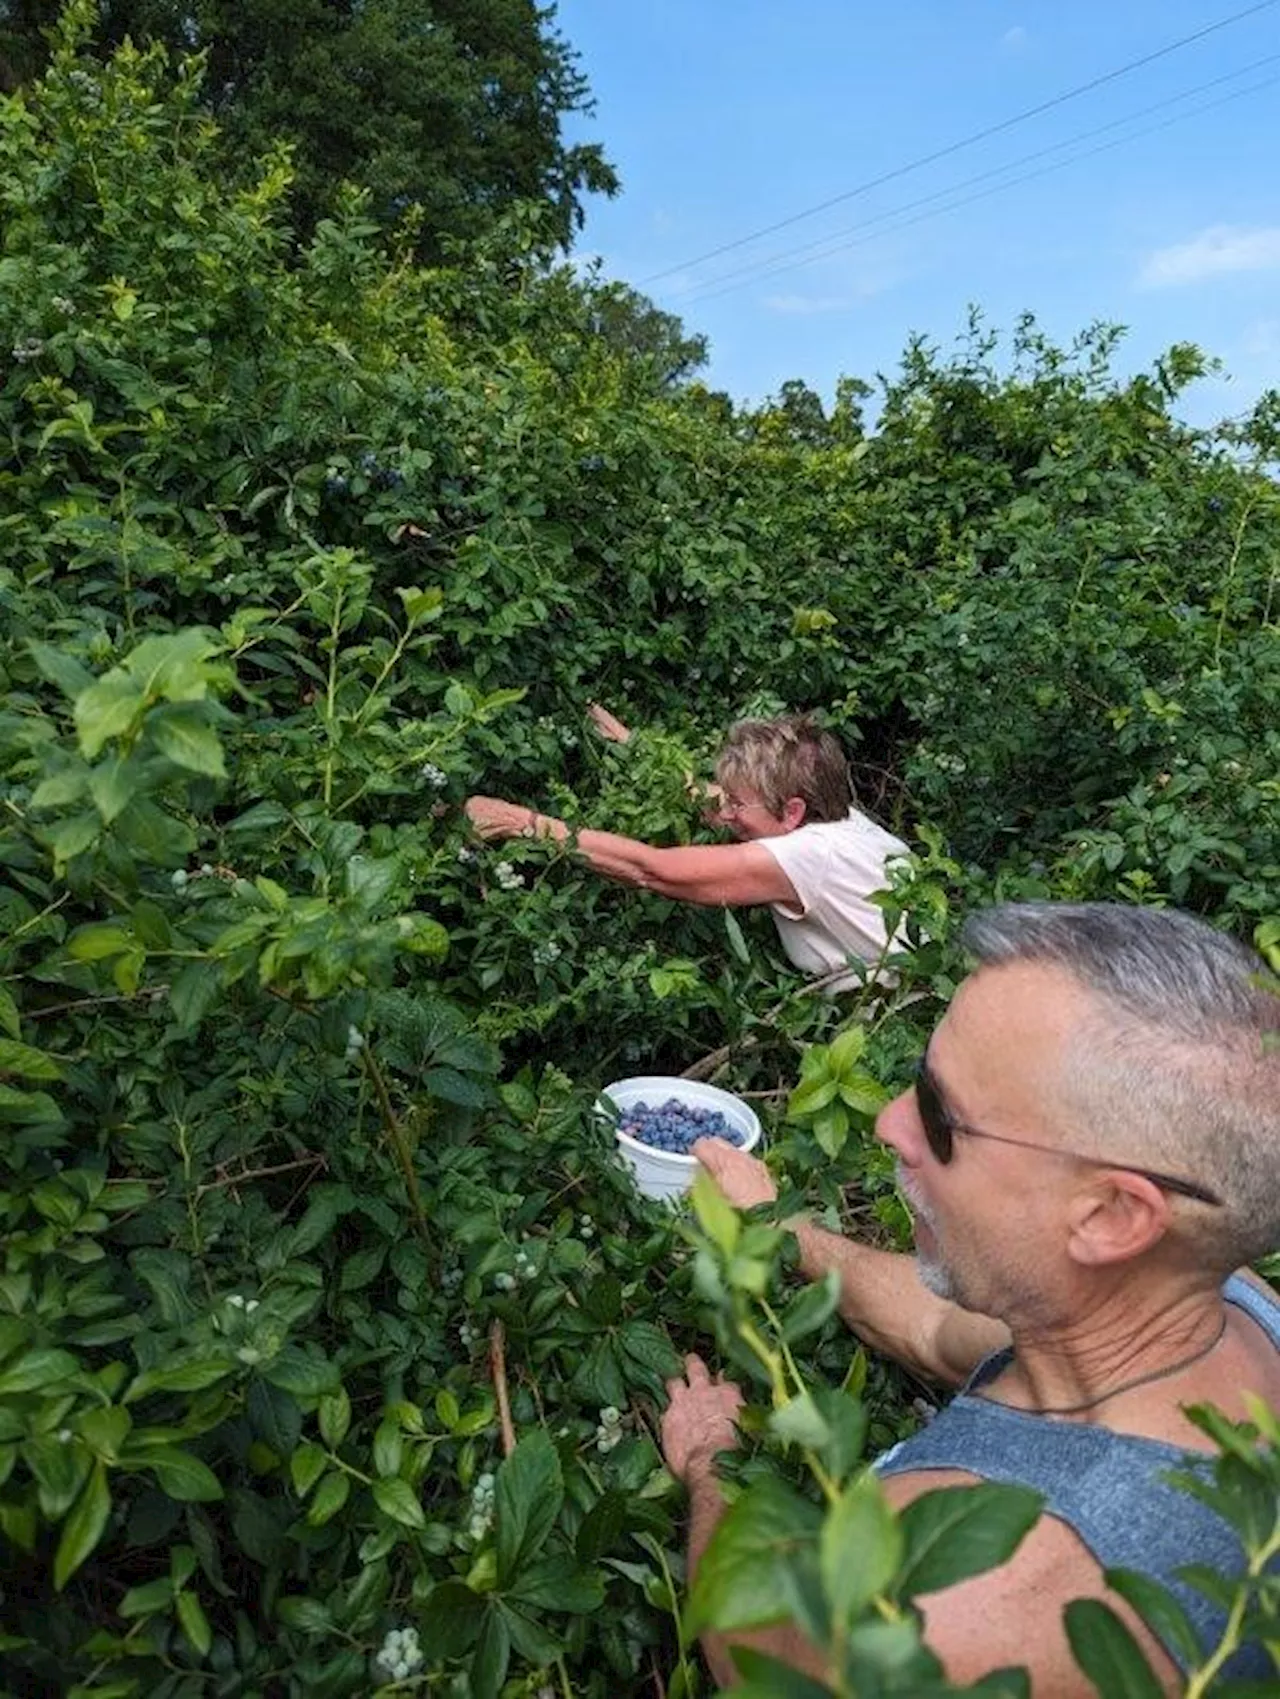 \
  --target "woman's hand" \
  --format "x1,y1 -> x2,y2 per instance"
464,796 -> 532,841
587,703 -> 631,744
